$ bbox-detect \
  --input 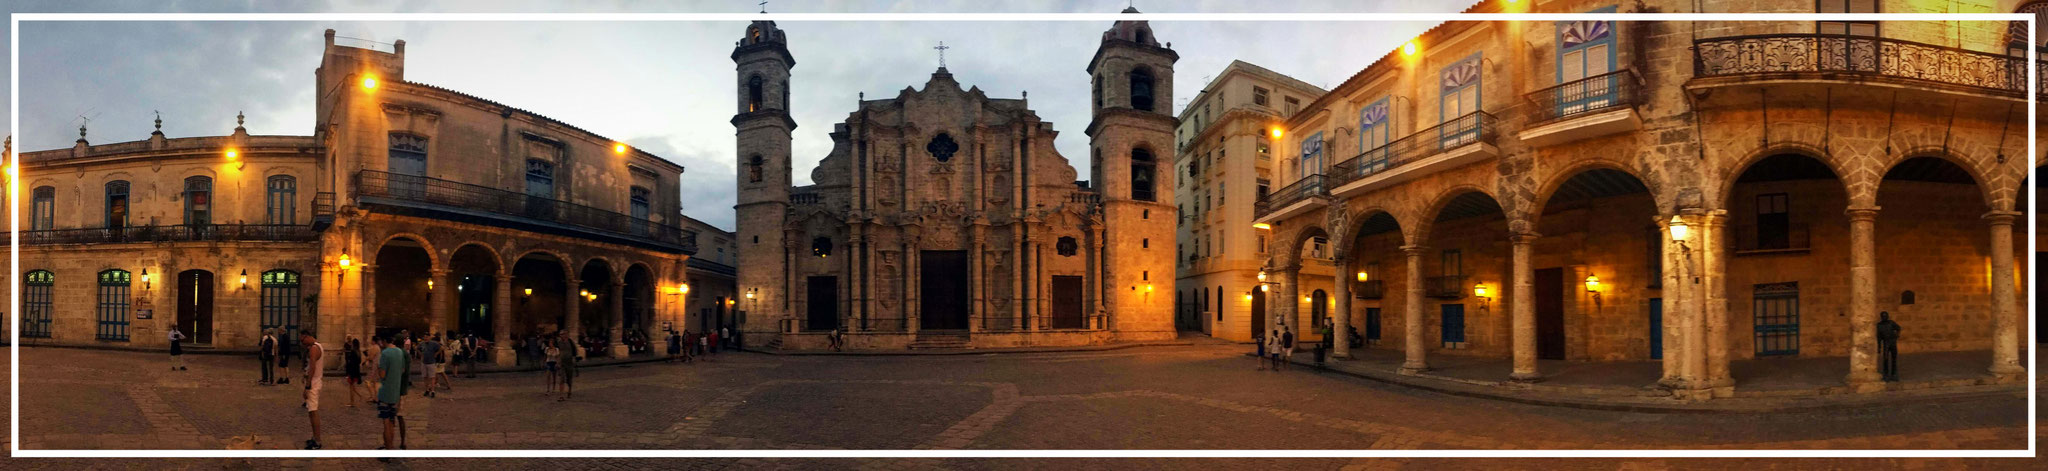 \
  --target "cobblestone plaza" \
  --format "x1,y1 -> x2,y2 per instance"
4,344 -> 2041,468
